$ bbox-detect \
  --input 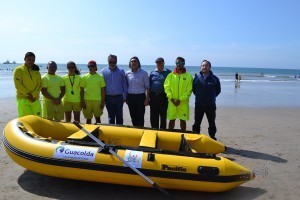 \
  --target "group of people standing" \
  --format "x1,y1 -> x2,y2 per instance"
13,52 -> 221,140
